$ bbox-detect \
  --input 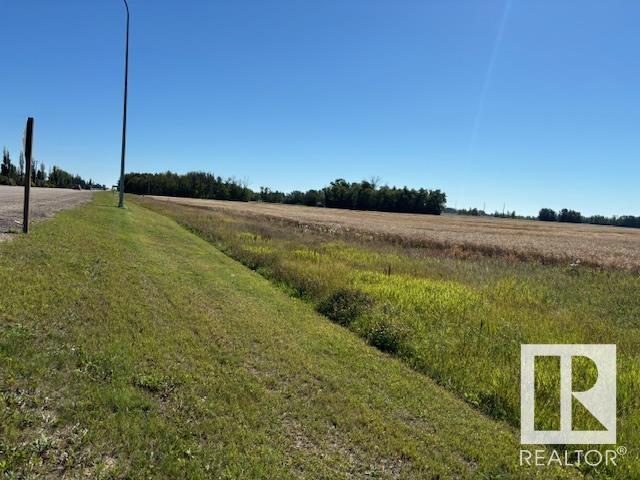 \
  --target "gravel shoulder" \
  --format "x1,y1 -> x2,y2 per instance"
0,186 -> 94,239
